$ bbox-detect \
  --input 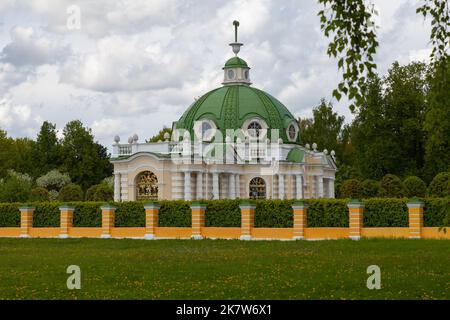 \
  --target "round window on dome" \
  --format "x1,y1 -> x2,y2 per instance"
288,124 -> 296,139
248,121 -> 263,138
227,69 -> 235,80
